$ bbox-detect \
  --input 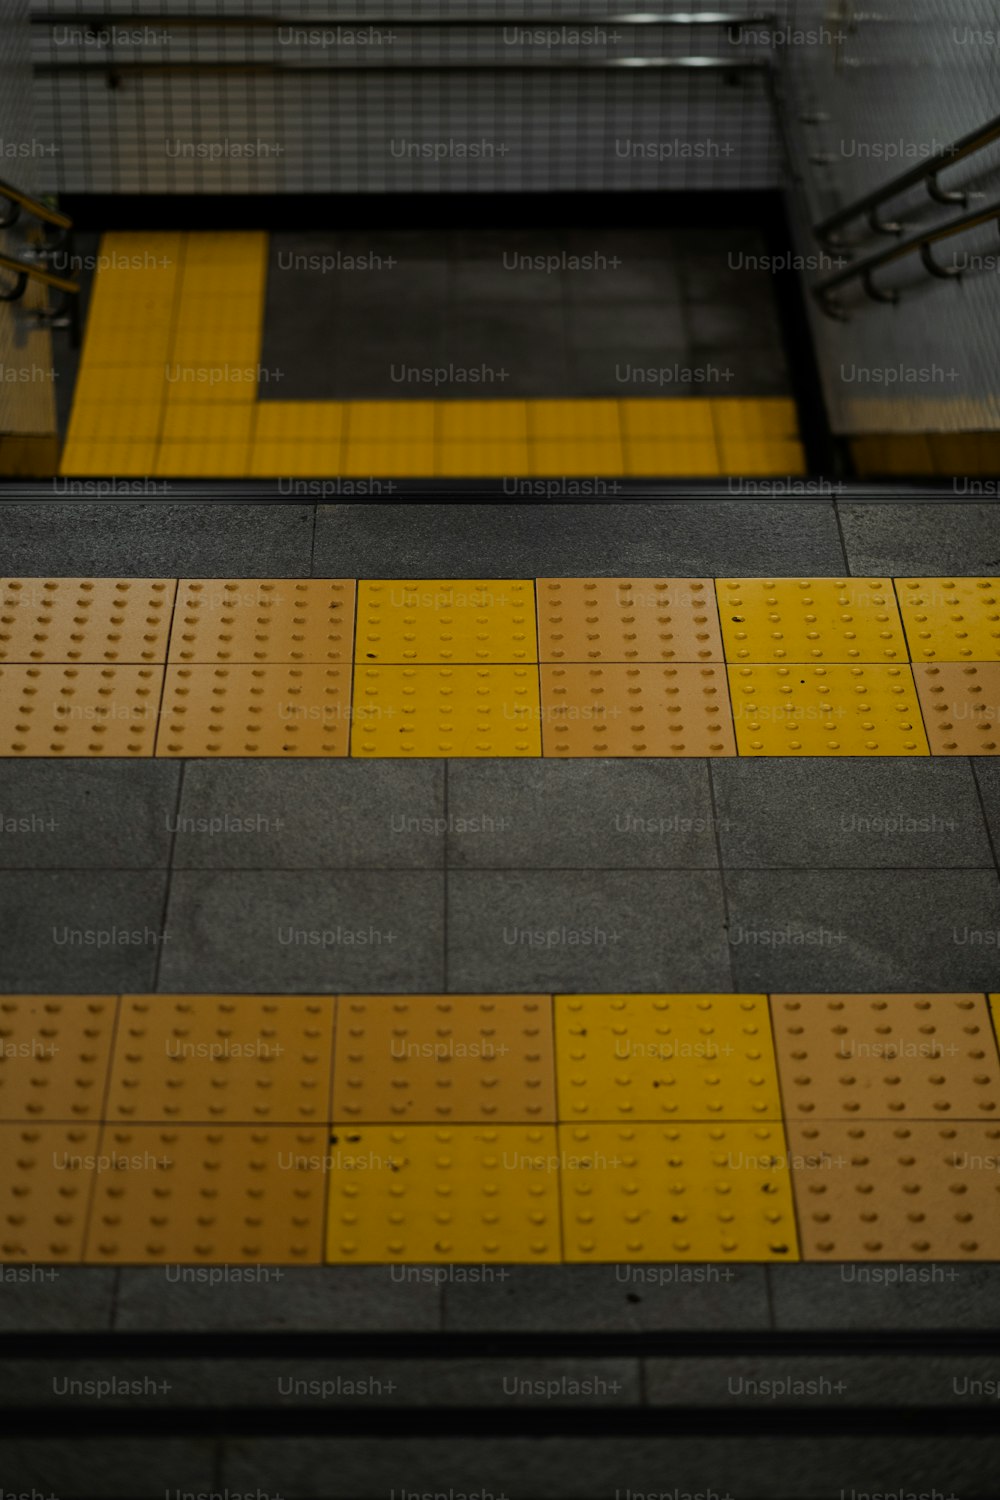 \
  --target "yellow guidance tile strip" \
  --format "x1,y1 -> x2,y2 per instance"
3,994 -> 1000,1264
59,232 -> 805,479
9,576 -> 1000,755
